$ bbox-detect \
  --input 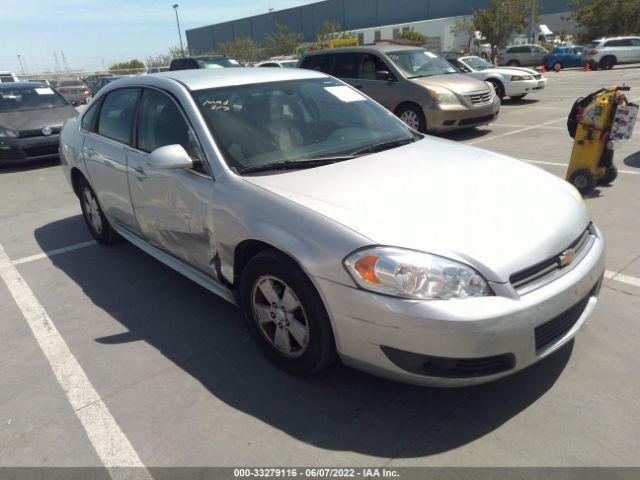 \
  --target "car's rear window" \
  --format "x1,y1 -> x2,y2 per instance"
586,42 -> 600,49
58,80 -> 85,87
0,87 -> 68,111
